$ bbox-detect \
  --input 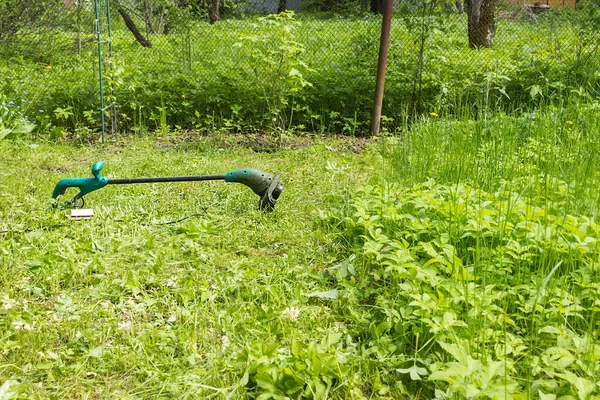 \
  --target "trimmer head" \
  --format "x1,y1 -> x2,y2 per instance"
260,173 -> 284,211
225,169 -> 284,211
